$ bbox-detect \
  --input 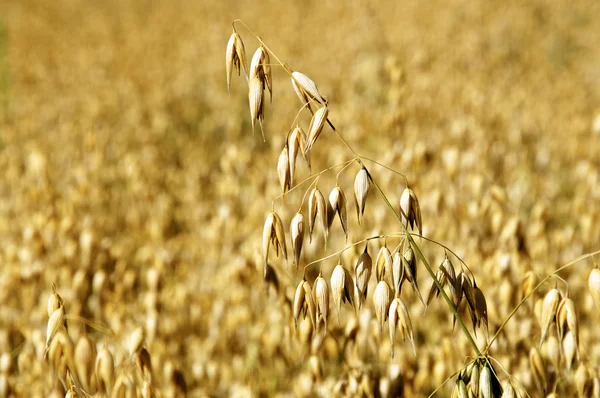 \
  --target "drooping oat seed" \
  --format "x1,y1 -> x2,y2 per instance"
250,46 -> 272,103
403,246 -> 426,308
353,168 -> 371,225
479,365 -> 493,398
277,144 -> 291,197
589,268 -> 600,311
373,280 -> 392,333
529,347 -> 547,395
563,330 -> 578,369
291,71 -> 328,113
293,279 -> 306,329
330,263 -> 355,324
129,327 -> 145,356
392,251 -> 404,295
328,185 -> 348,241
473,284 -> 489,336
470,362 -> 481,396
248,75 -> 265,140
557,297 -> 578,347
313,275 -> 330,335
74,332 -> 96,393
396,297 -> 416,356
47,284 -> 64,318
452,378 -> 468,398
45,306 -> 66,358
303,280 -> 317,333
575,364 -> 592,397
375,244 -> 393,285
226,31 -> 248,95
290,212 -> 304,268
96,346 -> 115,395
307,187 -> 328,246
540,288 -> 561,347
427,257 -> 454,307
288,126 -> 309,183
305,106 -> 329,155
399,187 -> 423,237
354,245 -> 372,308
452,272 -> 468,330
262,212 -> 287,269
